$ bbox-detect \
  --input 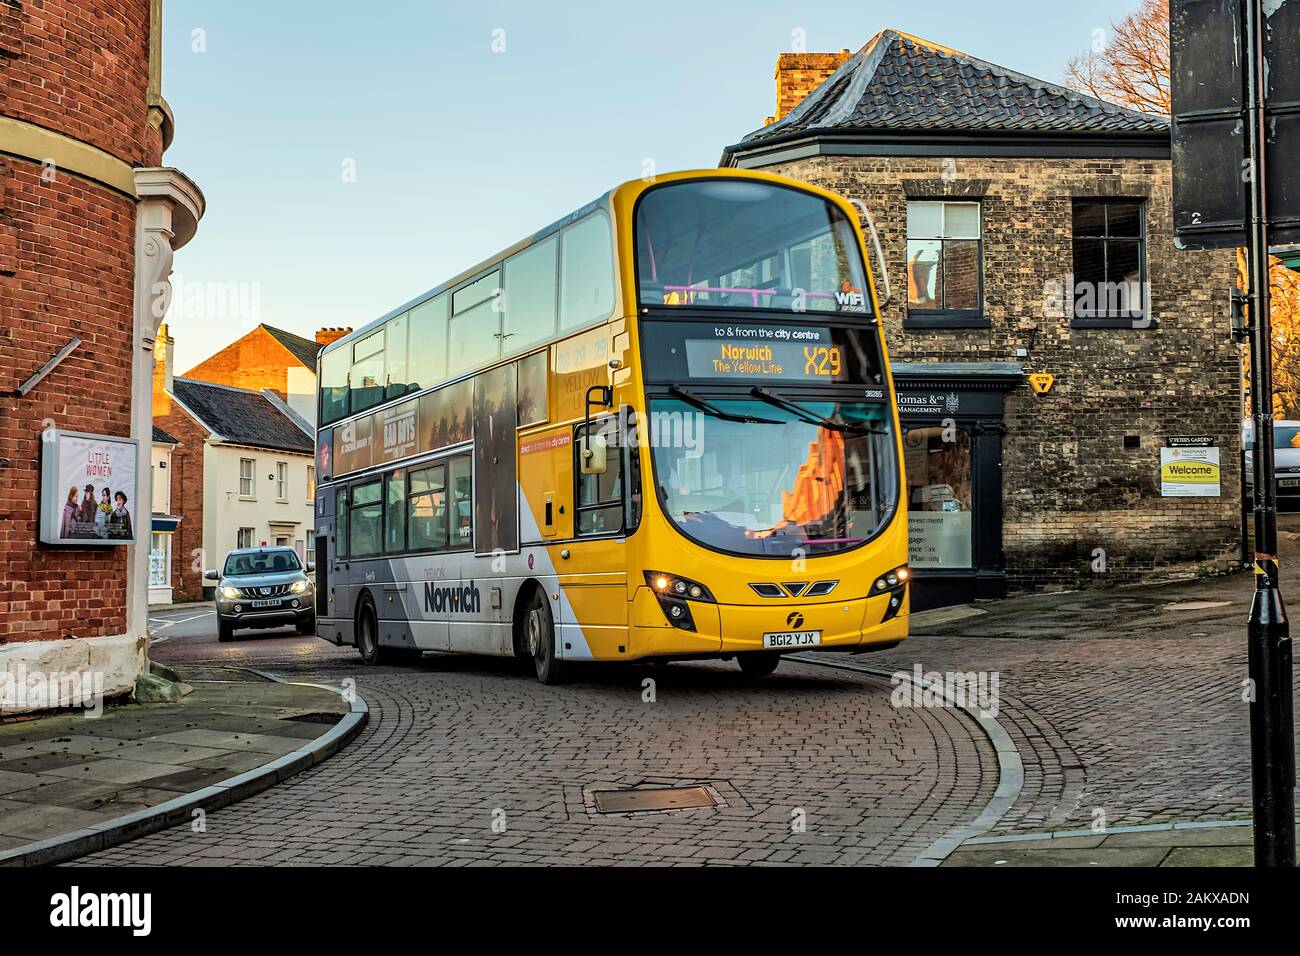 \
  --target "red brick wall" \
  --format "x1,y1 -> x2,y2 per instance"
0,0 -> 154,642
152,394 -> 209,601
0,159 -> 138,641
184,326 -> 299,398
2,0 -> 154,166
